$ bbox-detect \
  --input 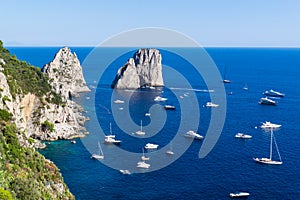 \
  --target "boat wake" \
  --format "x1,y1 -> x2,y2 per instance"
169,87 -> 214,93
